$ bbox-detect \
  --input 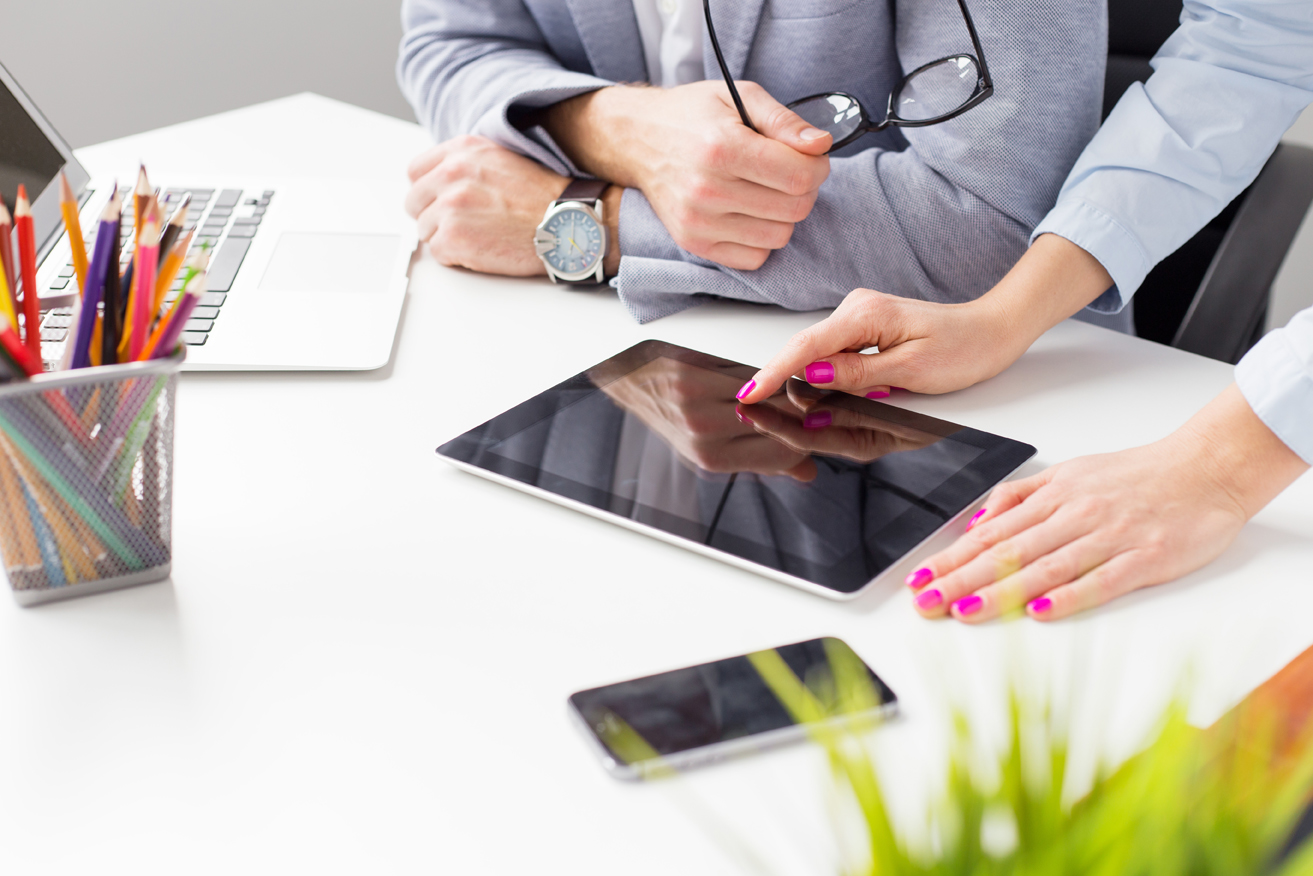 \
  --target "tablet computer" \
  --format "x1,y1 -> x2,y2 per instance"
436,341 -> 1035,600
